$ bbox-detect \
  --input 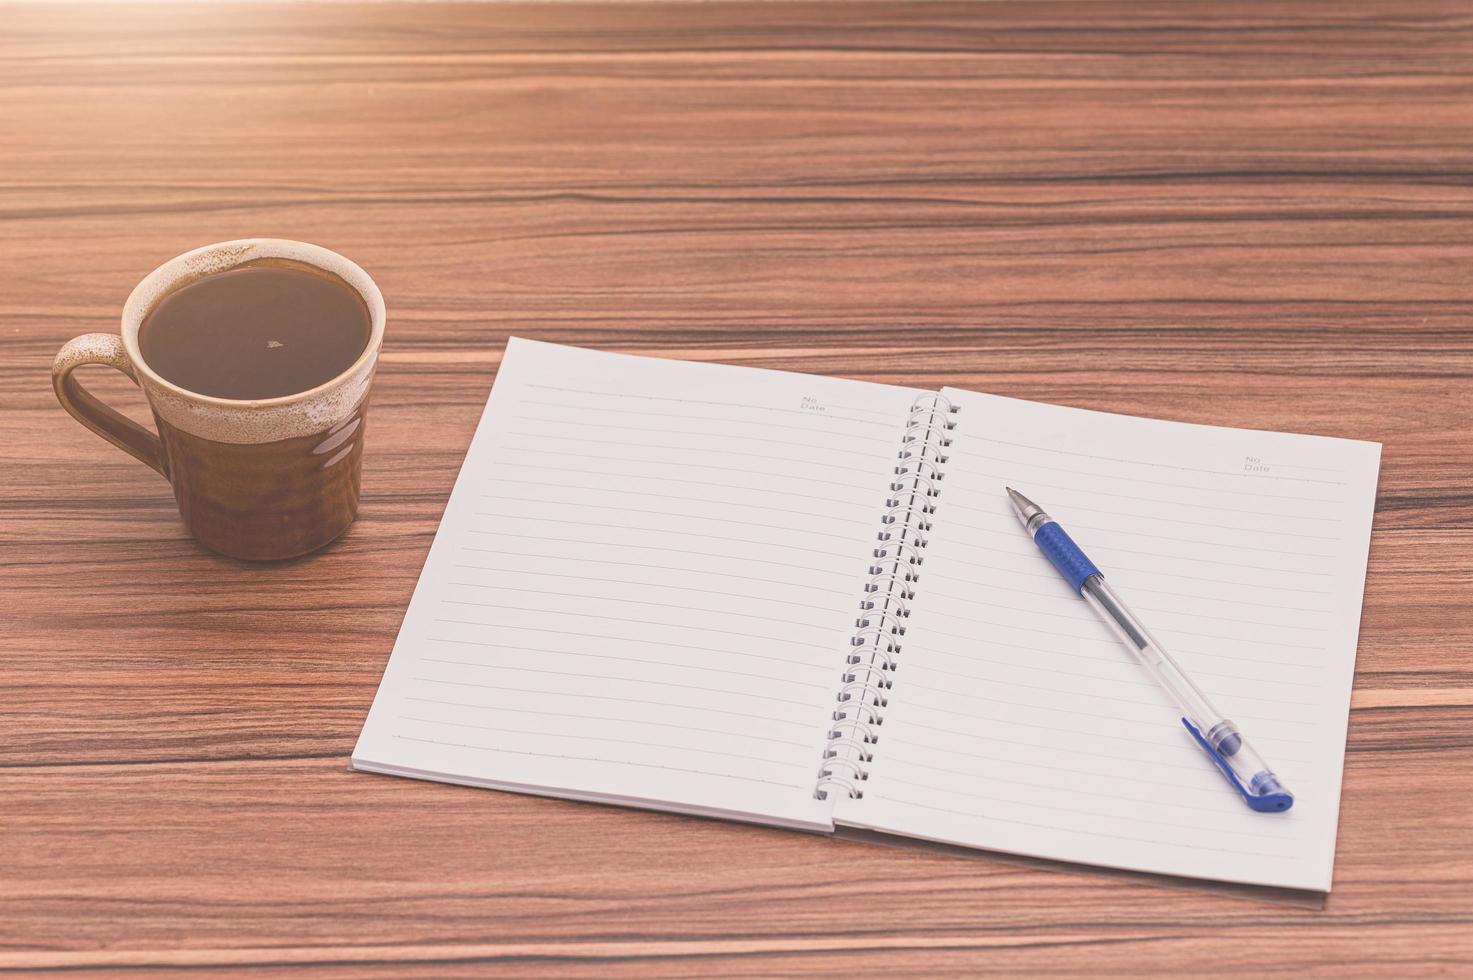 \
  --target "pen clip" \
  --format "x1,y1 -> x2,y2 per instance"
1182,718 -> 1294,813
